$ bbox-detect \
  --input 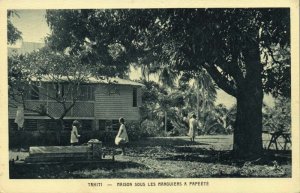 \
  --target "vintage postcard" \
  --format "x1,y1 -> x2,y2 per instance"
0,0 -> 299,193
